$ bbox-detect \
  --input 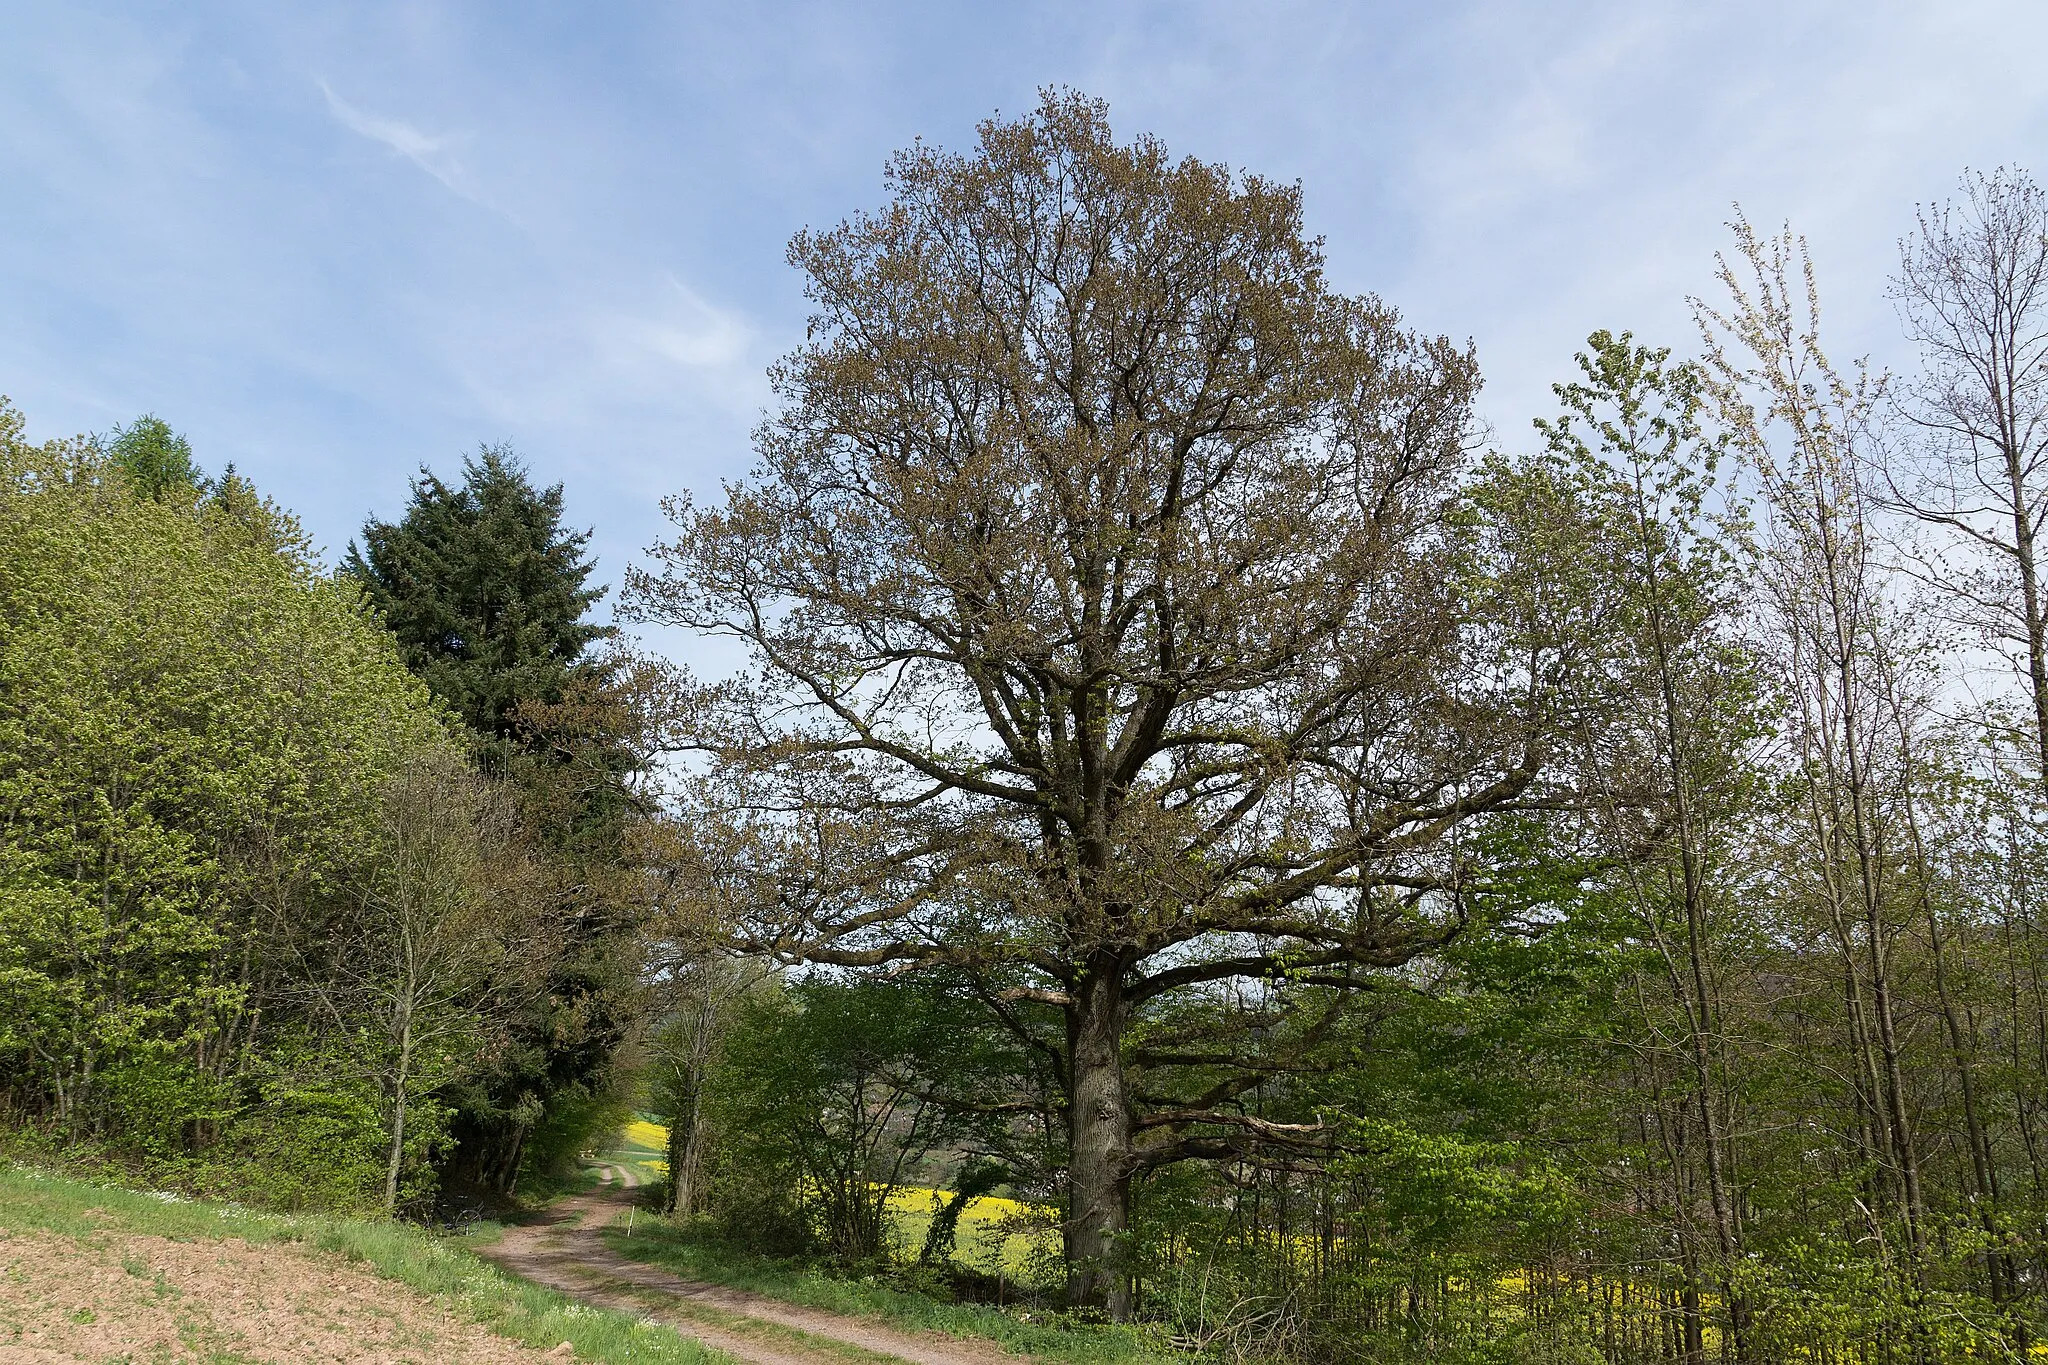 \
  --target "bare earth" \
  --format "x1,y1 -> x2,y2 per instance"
0,1220 -> 564,1365
479,1171 -> 1021,1365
